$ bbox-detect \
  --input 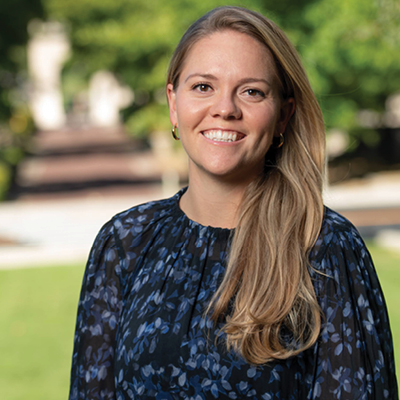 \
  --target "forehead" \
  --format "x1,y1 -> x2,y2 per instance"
180,30 -> 278,80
